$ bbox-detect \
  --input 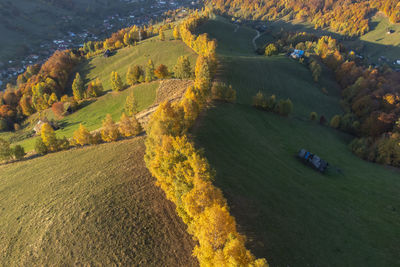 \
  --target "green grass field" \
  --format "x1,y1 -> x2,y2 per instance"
76,30 -> 197,91
0,137 -> 198,266
11,81 -> 158,152
194,17 -> 400,266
